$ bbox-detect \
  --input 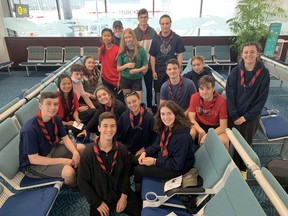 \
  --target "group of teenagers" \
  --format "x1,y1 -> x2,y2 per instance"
18,8 -> 270,216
